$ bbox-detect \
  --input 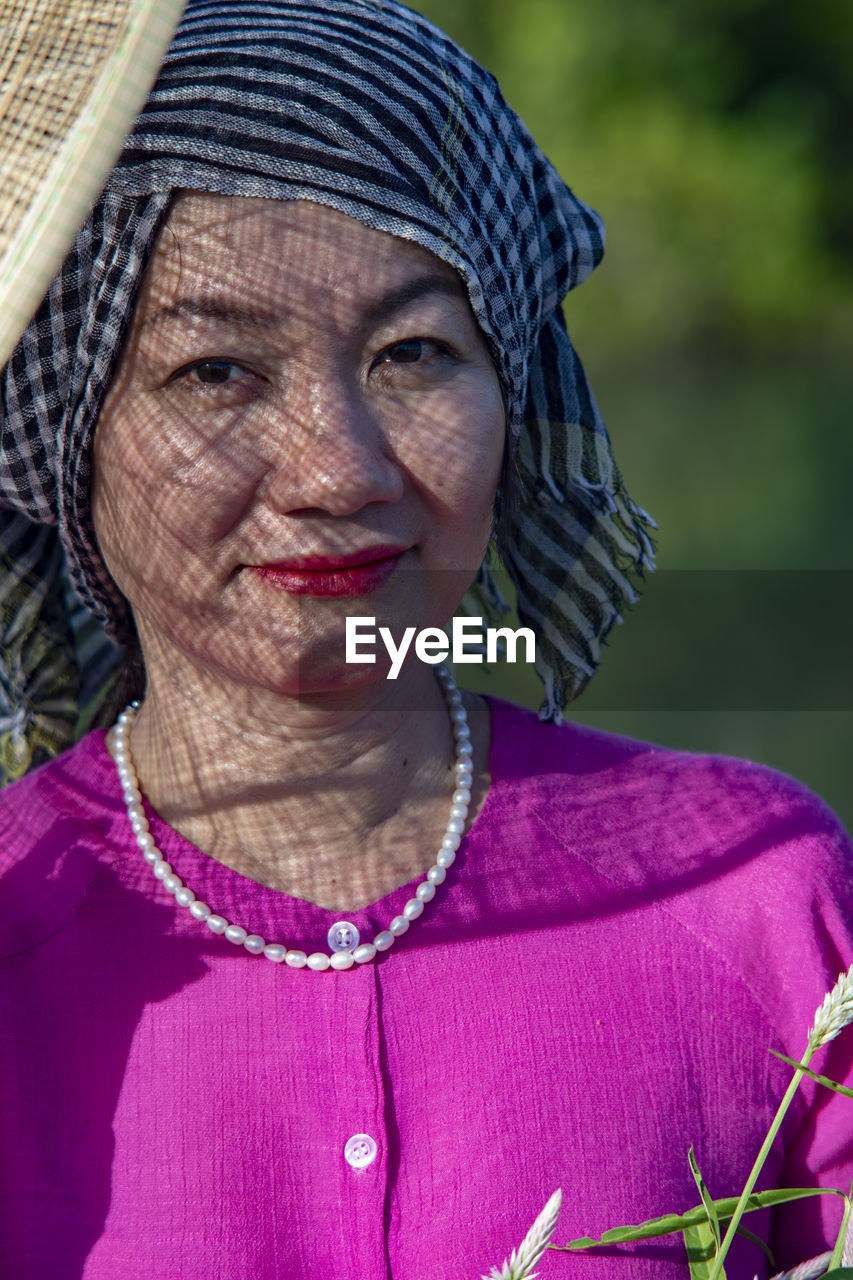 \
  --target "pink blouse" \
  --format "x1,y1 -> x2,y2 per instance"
1,697 -> 852,1278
